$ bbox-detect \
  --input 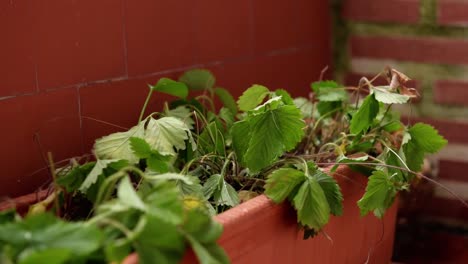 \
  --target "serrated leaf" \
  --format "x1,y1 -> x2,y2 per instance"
165,105 -> 195,129
237,84 -> 270,111
242,105 -> 305,172
311,80 -> 339,93
218,107 -> 234,128
56,162 -> 95,192
0,213 -> 103,262
265,168 -> 306,203
186,236 -> 229,264
293,97 -> 314,118
134,215 -> 185,264
350,94 -> 379,134
145,117 -> 196,155
145,182 -> 184,224
145,173 -> 194,185
230,120 -> 251,164
19,248 -> 71,264
292,178 -> 330,231
129,137 -> 152,158
117,176 -> 146,211
316,87 -> 348,102
215,87 -> 237,115
94,123 -> 145,163
179,69 -> 216,91
313,171 -> 343,216
150,78 -> 188,99
403,123 -> 447,172
357,170 -> 397,217
373,86 -> 410,104
275,89 -> 294,105
79,159 -> 120,192
202,174 -> 239,207
407,123 -> 447,153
